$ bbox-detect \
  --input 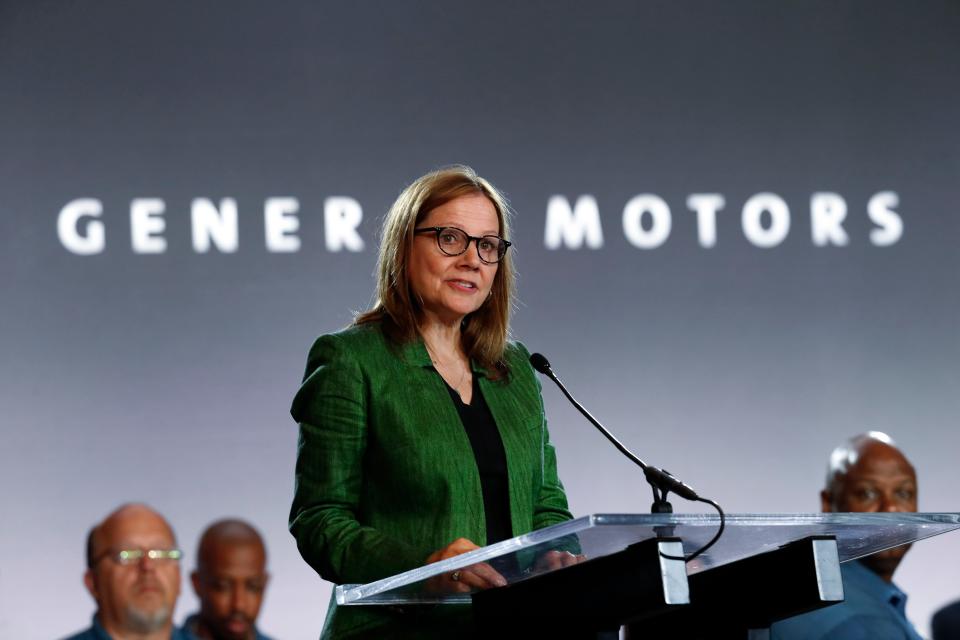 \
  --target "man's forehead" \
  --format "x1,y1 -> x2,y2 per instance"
847,443 -> 916,479
205,542 -> 266,569
97,506 -> 175,547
